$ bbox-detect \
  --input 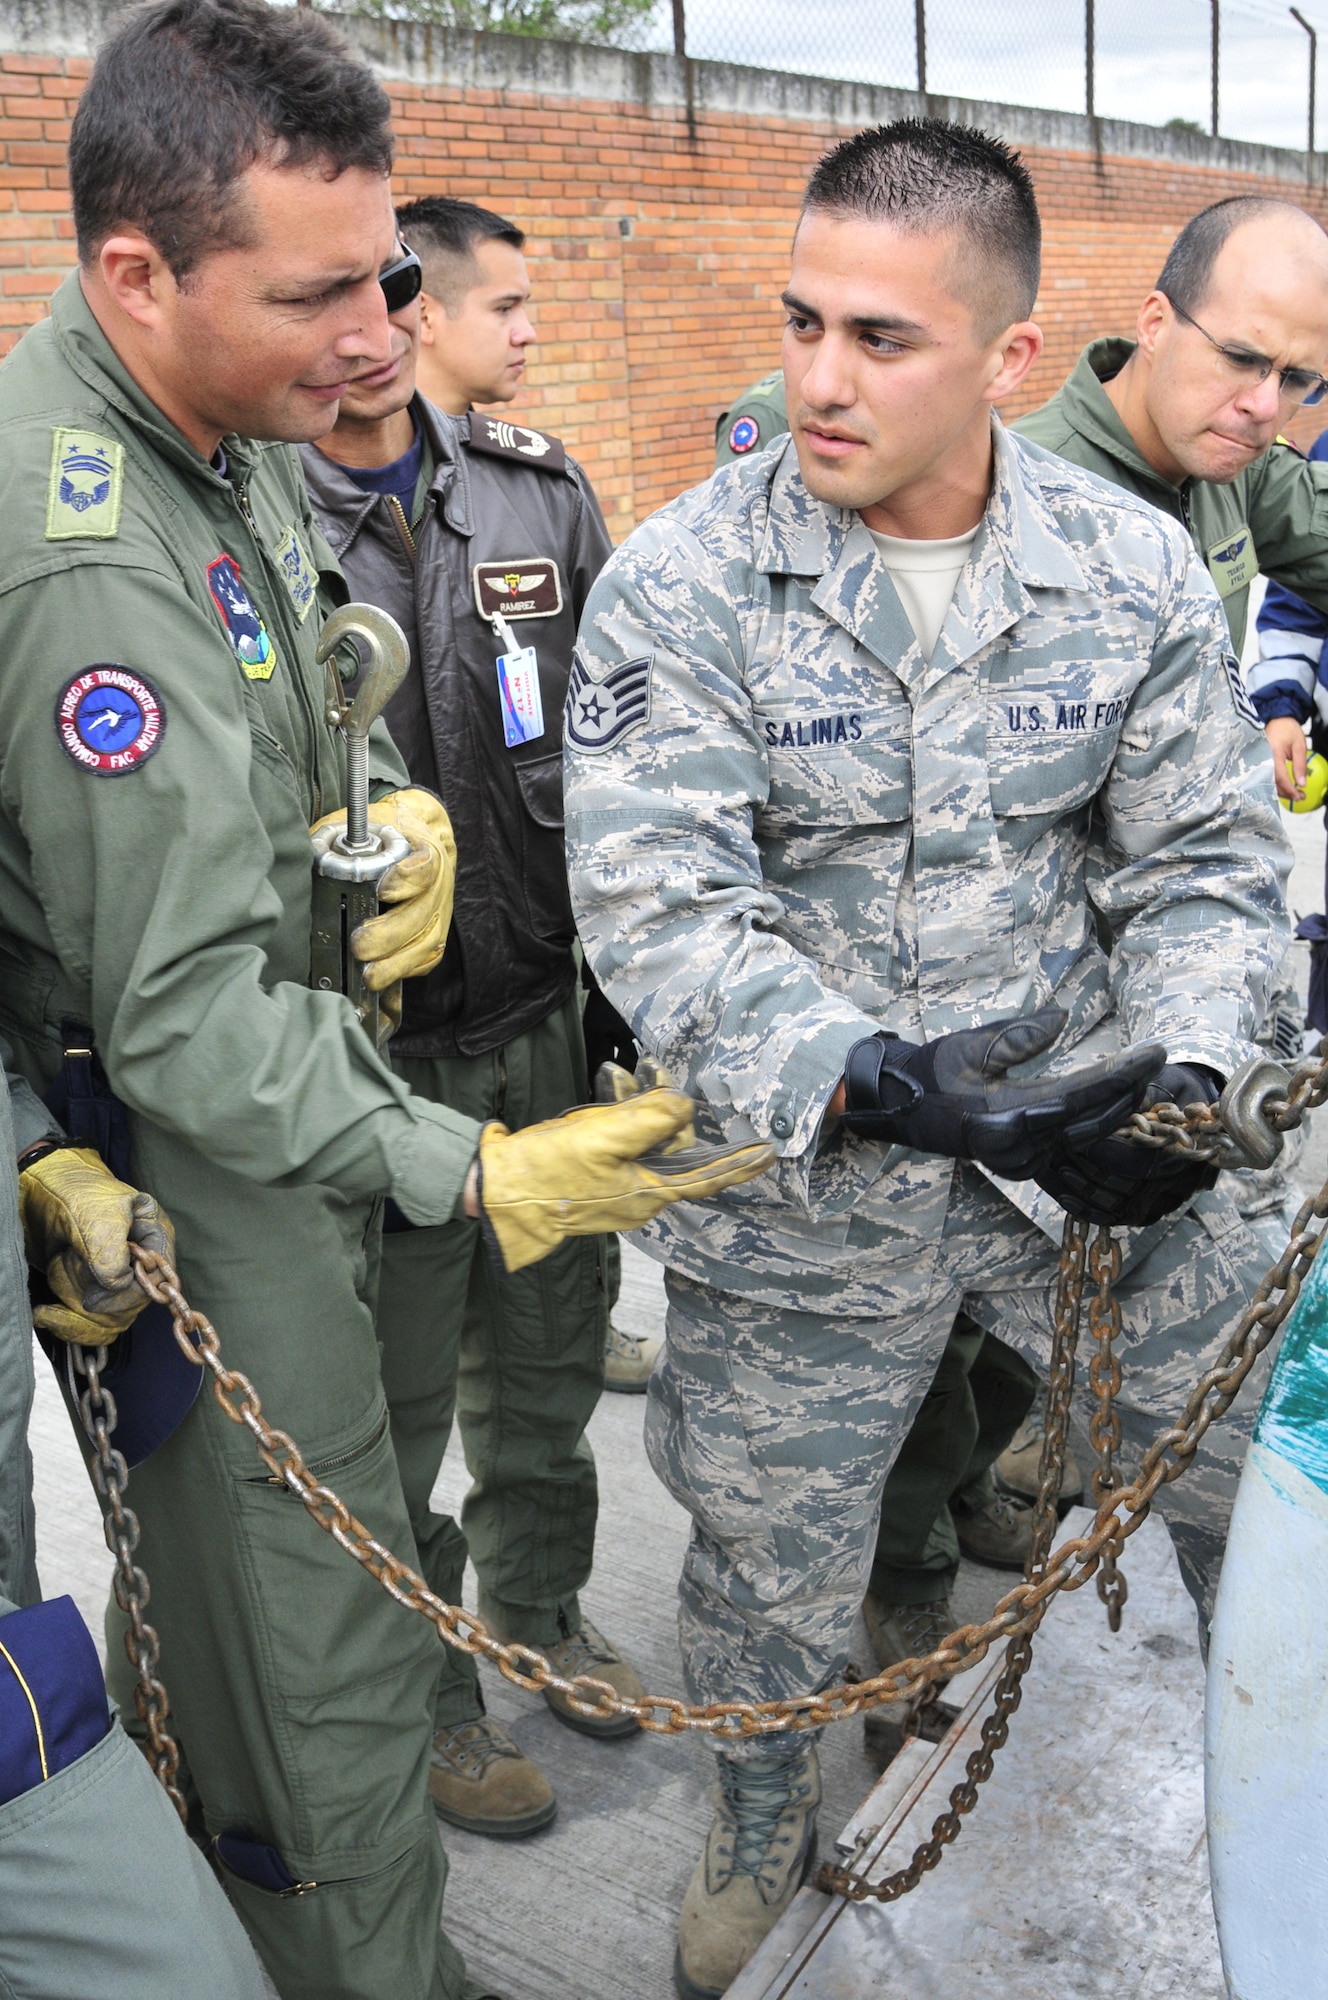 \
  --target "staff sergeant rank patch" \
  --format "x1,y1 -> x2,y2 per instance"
1223,652 -> 1261,729
45,428 -> 124,541
565,652 -> 652,754
473,559 -> 563,622
57,667 -> 164,776
207,555 -> 276,680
